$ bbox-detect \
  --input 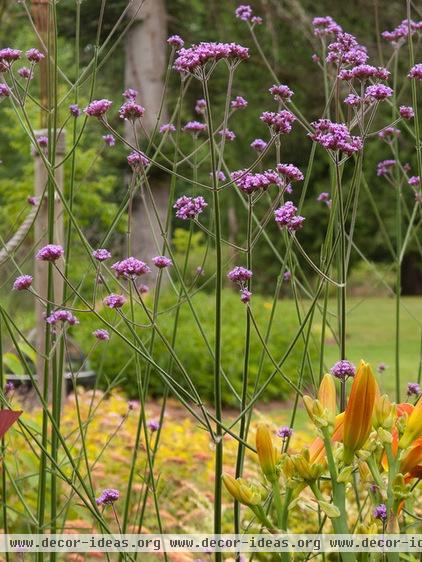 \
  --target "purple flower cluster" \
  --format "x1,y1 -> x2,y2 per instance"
93,329 -> 110,341
127,151 -> 149,172
0,48 -> 21,64
37,135 -> 48,147
276,163 -> 304,183
219,128 -> 236,141
310,119 -> 363,155
148,419 -> 160,432
373,504 -> 387,521
408,382 -> 421,396
317,192 -> 331,203
103,134 -> 116,147
167,35 -> 184,49
260,110 -> 296,134
231,96 -> 247,109
119,100 -> 145,122
339,64 -> 390,81
0,84 -> 11,97
235,5 -> 252,21
274,201 -> 305,231
123,88 -> 138,100
103,294 -> 126,309
183,121 -> 207,134
46,310 -> 78,326
159,123 -> 176,134
36,244 -> 64,262
330,360 -> 356,380
269,84 -> 294,102
240,289 -> 252,303
26,48 -> 44,63
96,488 -> 119,506
152,256 -> 173,269
326,32 -> 368,66
408,64 -> 422,80
18,67 -> 33,80
250,138 -> 267,152
231,169 -> 280,194
364,84 -> 393,101
85,99 -> 112,118
228,267 -> 253,303
399,106 -> 414,119
376,159 -> 396,177
227,266 -> 253,284
69,104 -> 81,117
111,257 -> 151,278
277,426 -> 293,439
283,270 -> 291,281
195,99 -> 206,114
378,127 -> 400,140
92,248 -> 111,262
312,16 -> 342,37
174,42 -> 249,74
382,19 -> 422,43
409,176 -> 421,187
13,275 -> 33,291
174,196 -> 207,220
211,171 -> 226,182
